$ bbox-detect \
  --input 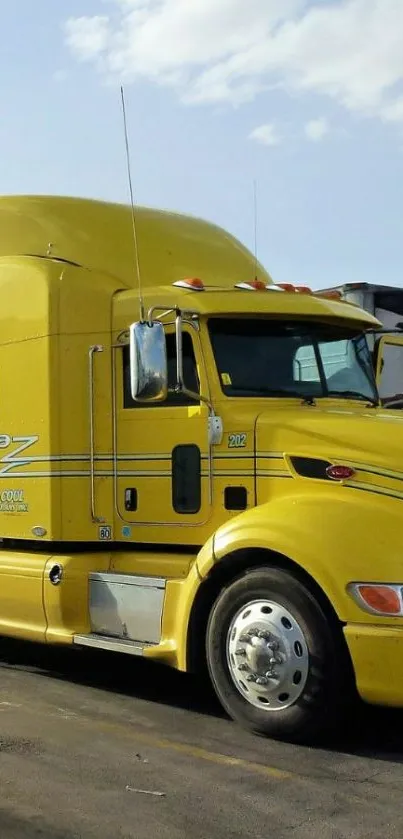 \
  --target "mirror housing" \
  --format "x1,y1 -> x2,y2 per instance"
129,320 -> 168,402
